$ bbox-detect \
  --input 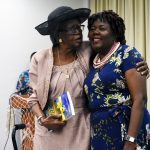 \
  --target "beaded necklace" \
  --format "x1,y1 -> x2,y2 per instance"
93,42 -> 120,69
